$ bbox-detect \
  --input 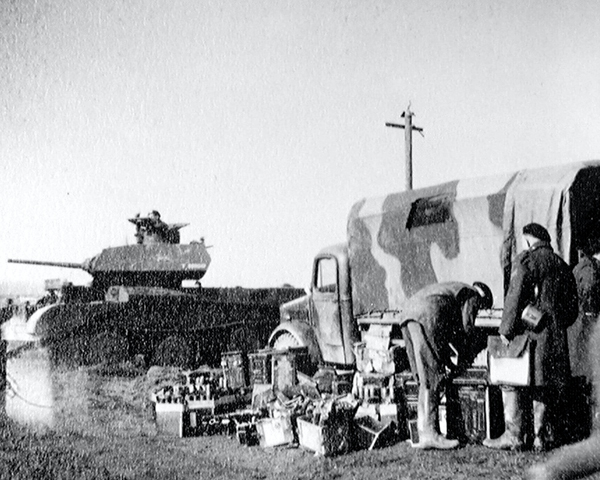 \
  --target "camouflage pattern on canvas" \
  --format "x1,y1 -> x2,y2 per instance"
348,161 -> 600,317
